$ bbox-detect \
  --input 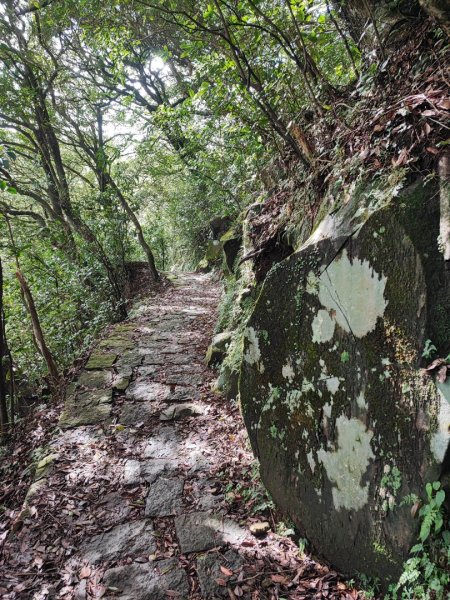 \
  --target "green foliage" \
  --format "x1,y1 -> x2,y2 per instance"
1,223 -> 117,387
380,465 -> 402,512
422,339 -> 437,359
340,350 -> 350,363
222,461 -> 275,516
388,482 -> 450,599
